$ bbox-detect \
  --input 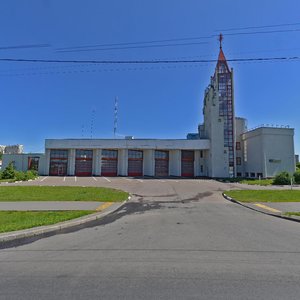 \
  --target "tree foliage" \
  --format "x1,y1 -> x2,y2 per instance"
273,171 -> 291,185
